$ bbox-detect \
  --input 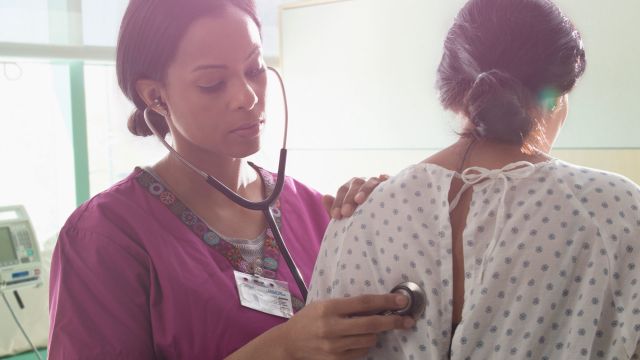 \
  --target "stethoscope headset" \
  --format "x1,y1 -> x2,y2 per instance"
143,67 -> 426,319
